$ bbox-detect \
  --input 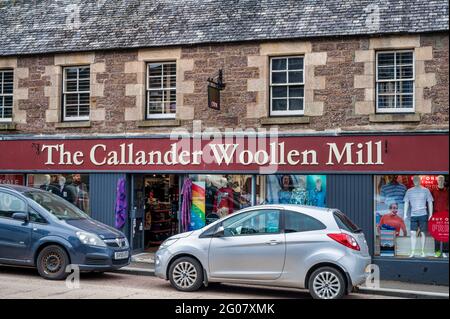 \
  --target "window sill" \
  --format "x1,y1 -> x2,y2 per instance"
0,122 -> 16,131
137,119 -> 181,128
369,114 -> 421,123
261,116 -> 310,125
55,121 -> 91,129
